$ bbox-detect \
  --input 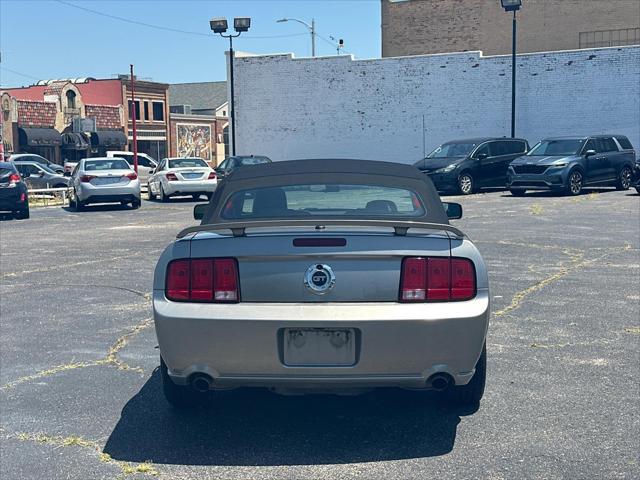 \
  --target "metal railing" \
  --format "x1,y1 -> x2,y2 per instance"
27,187 -> 71,207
